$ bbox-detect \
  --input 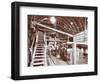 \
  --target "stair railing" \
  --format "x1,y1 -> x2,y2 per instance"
30,31 -> 39,66
44,32 -> 47,66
